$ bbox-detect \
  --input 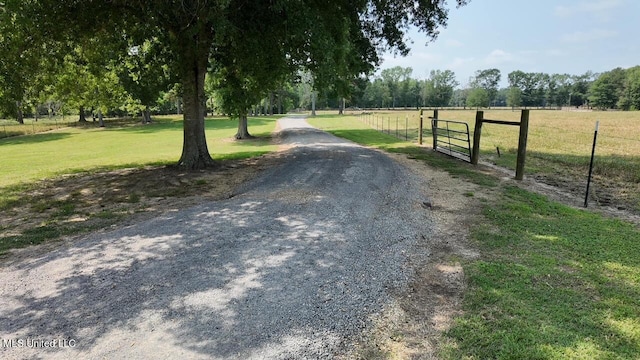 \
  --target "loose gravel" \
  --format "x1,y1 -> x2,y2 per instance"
0,116 -> 434,359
